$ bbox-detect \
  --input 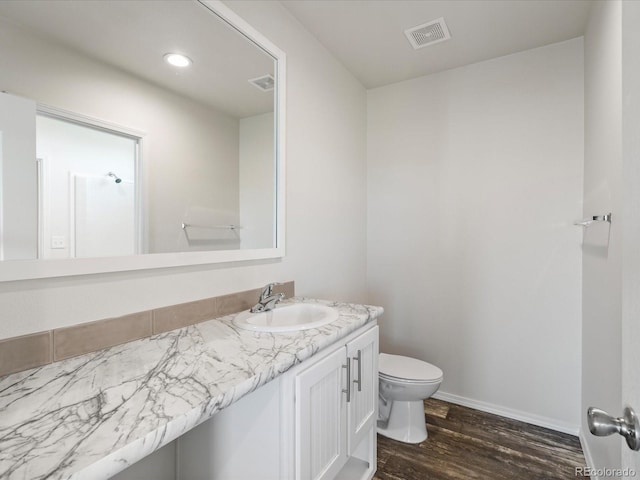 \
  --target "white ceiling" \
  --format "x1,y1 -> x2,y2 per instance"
280,0 -> 592,89
0,1 -> 275,118
1,1 -> 592,112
